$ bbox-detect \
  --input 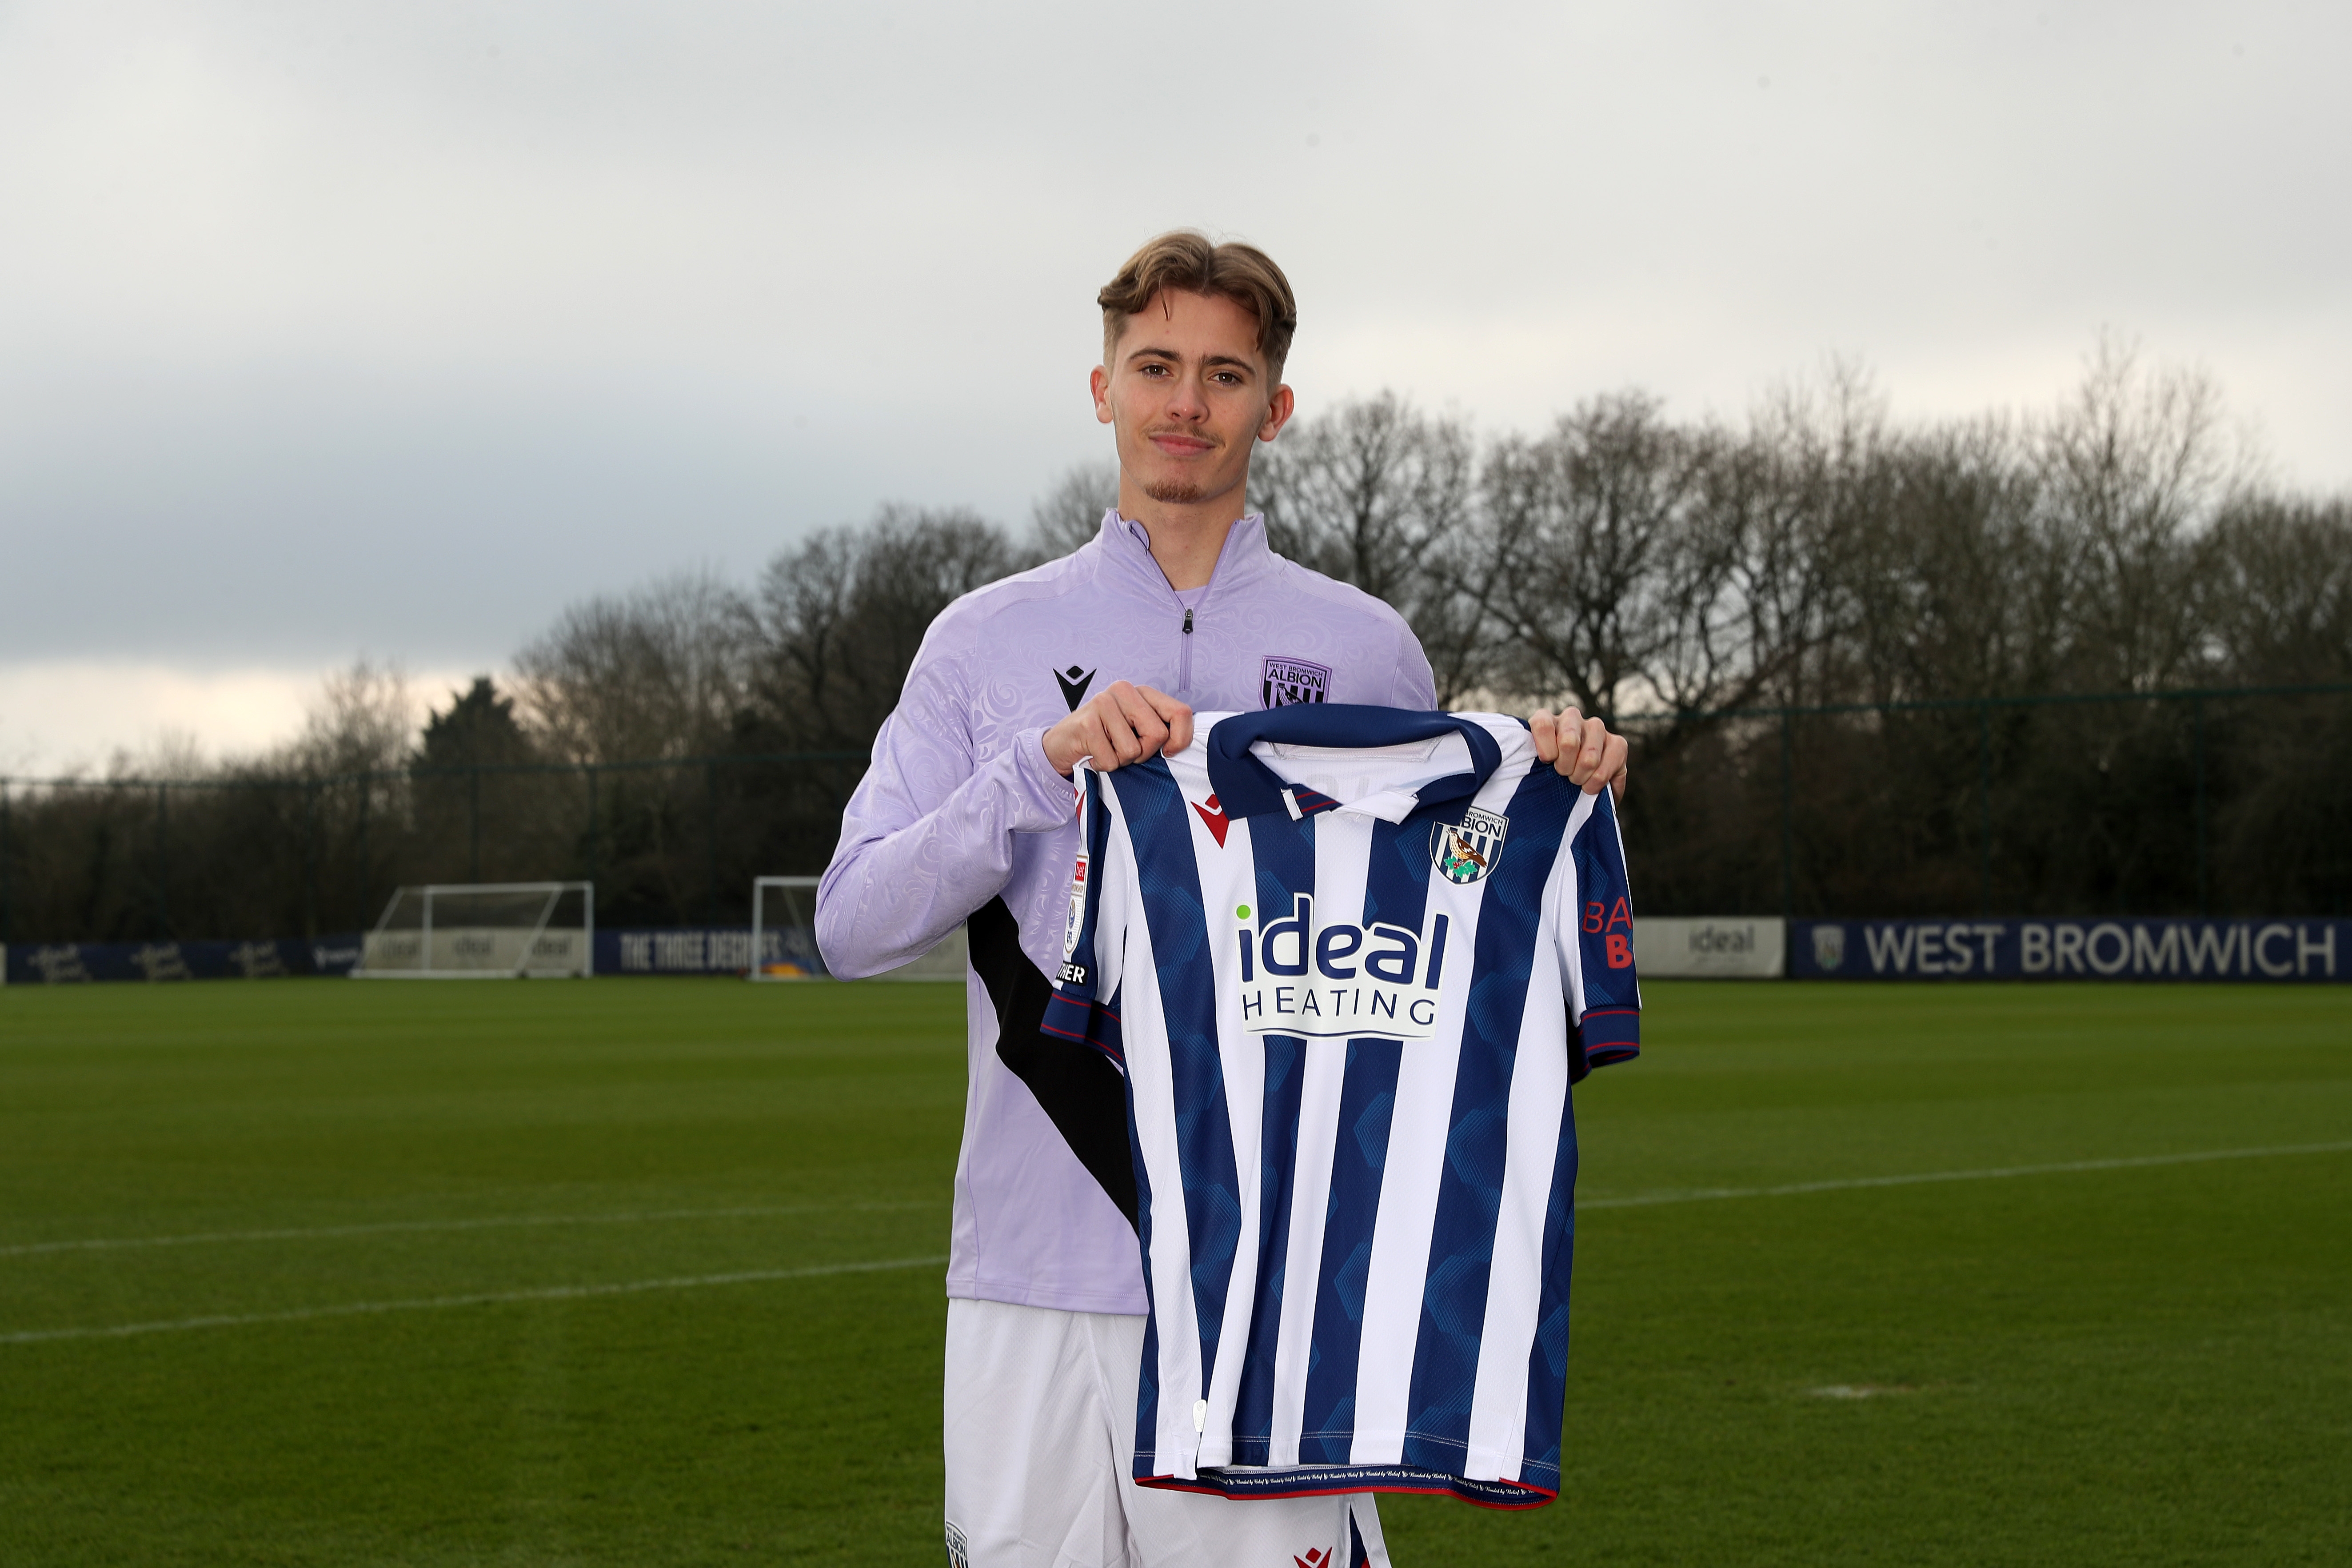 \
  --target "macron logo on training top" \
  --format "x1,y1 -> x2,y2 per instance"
1055,665 -> 1097,710
1043,705 -> 1642,1511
